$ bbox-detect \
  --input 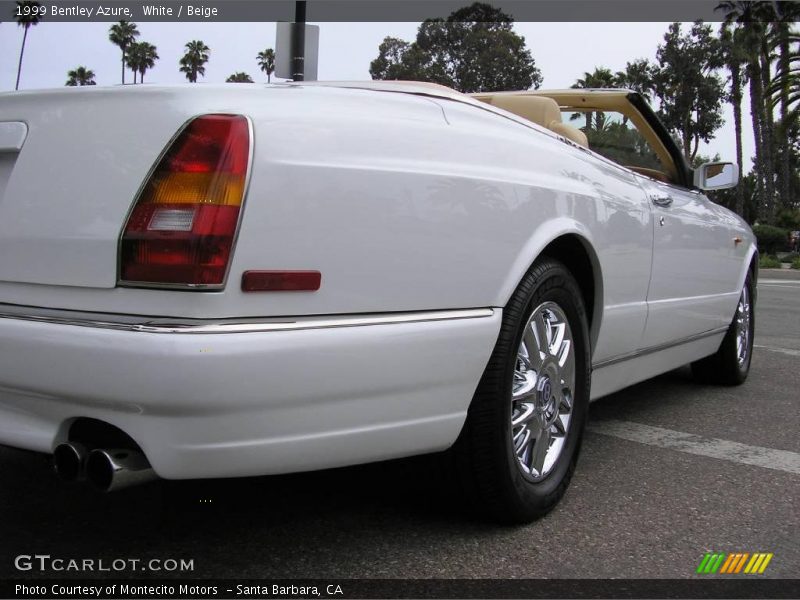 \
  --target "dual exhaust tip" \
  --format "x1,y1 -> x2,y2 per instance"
53,442 -> 157,492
